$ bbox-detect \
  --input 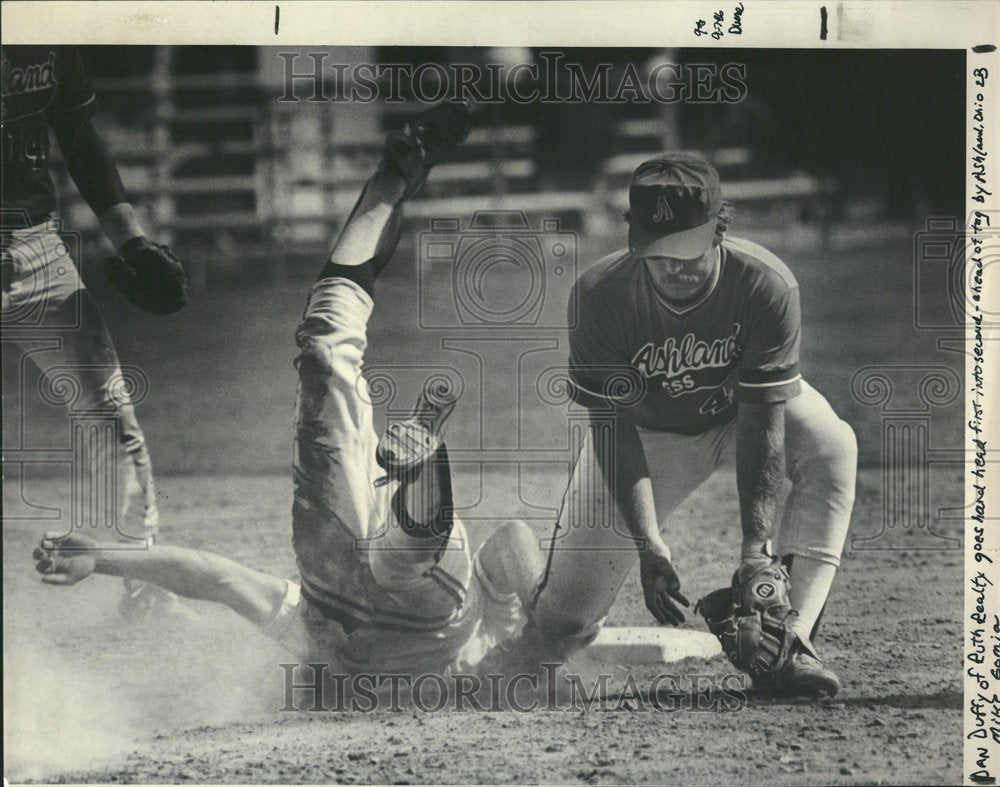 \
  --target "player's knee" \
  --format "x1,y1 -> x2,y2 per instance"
495,519 -> 534,552
800,417 -> 857,479
533,600 -> 602,643
476,520 -> 533,591
533,611 -> 602,658
826,418 -> 858,475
